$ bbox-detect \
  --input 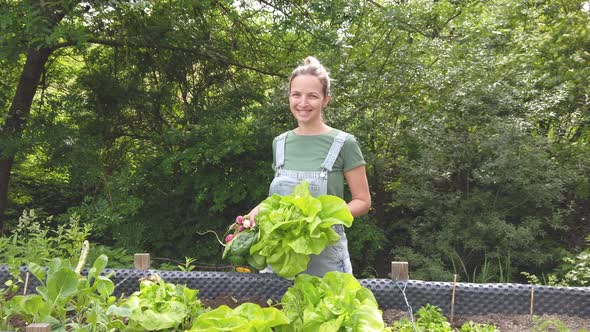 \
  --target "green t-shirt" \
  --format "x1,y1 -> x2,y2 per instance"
272,129 -> 366,198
